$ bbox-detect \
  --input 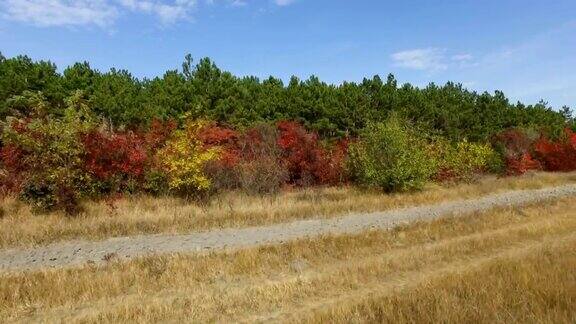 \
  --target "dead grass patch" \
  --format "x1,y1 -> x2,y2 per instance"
1,197 -> 575,323
0,171 -> 575,249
